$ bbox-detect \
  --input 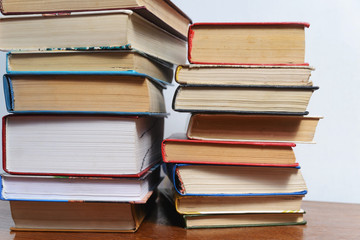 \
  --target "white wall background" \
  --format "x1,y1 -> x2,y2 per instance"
1,0 -> 360,204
